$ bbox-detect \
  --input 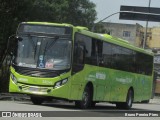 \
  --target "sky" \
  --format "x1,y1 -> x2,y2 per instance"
90,0 -> 160,27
